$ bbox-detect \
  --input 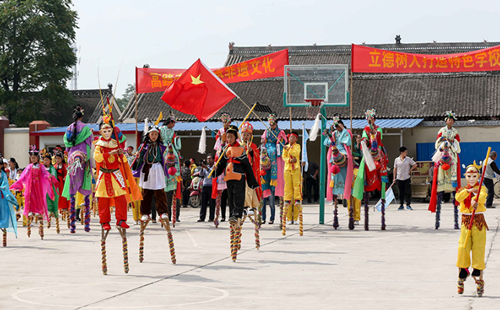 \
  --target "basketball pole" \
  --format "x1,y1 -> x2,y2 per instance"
319,105 -> 327,224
